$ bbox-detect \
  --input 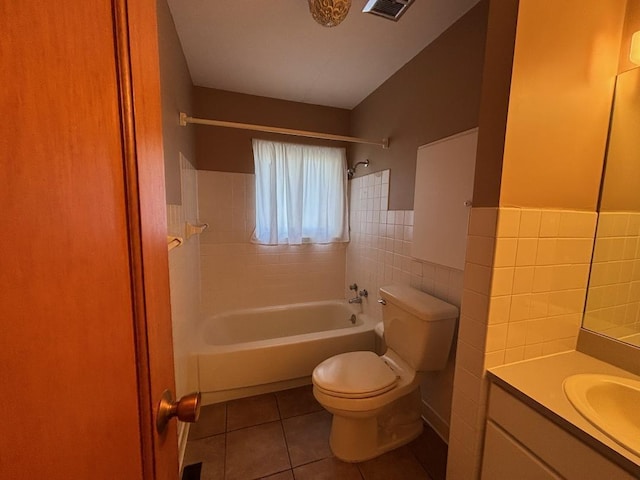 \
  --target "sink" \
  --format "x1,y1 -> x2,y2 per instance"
563,374 -> 640,456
